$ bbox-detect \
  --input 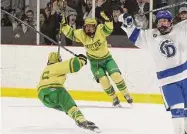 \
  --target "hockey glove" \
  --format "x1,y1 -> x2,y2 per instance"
100,11 -> 110,21
118,13 -> 133,28
77,54 -> 87,65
